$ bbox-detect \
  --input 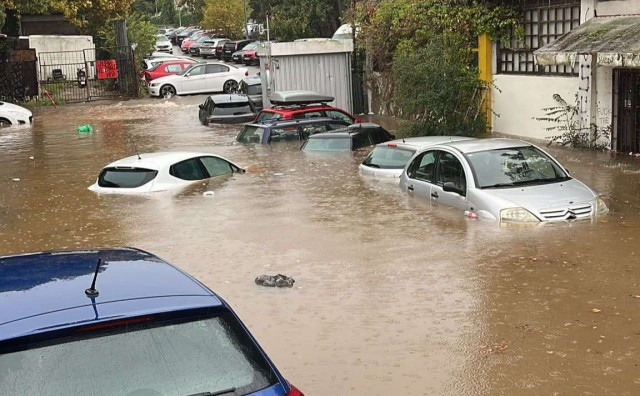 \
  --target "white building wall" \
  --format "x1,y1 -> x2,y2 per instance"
492,74 -> 578,140
27,35 -> 95,81
596,0 -> 639,15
